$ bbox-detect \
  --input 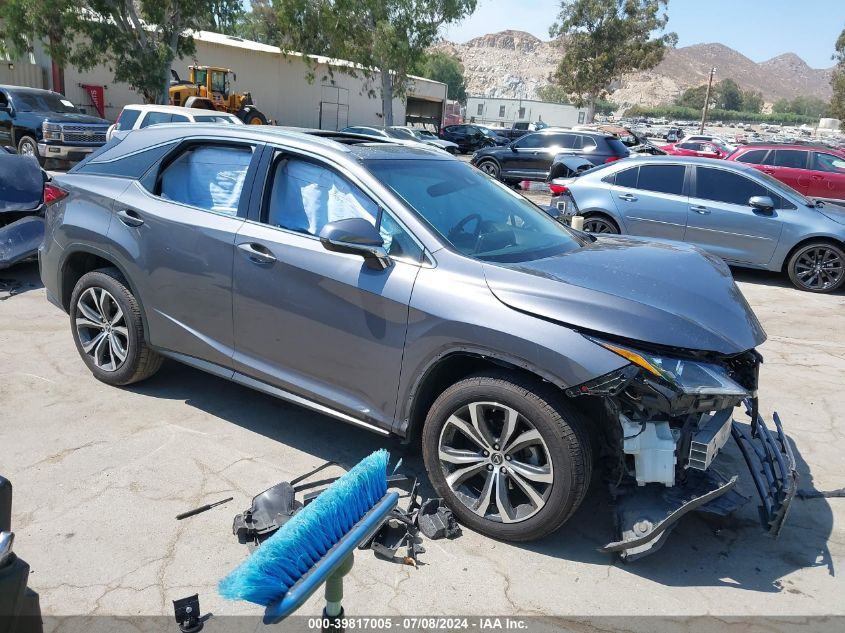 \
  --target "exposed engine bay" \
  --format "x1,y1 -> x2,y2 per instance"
567,339 -> 797,561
